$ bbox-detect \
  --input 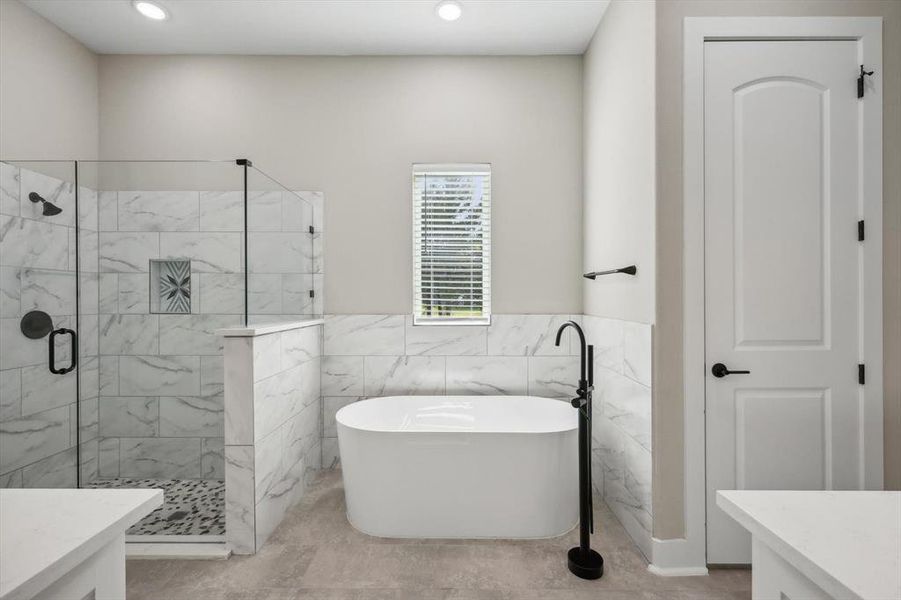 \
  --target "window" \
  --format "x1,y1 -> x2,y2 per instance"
413,164 -> 491,325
